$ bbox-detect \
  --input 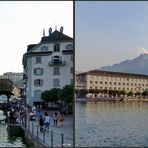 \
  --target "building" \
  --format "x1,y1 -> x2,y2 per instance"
0,72 -> 23,82
76,70 -> 148,97
22,26 -> 73,106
